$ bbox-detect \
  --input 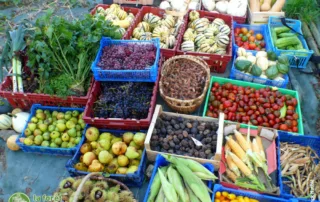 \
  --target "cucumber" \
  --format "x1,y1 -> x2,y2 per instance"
274,26 -> 291,35
271,28 -> 277,43
278,33 -> 297,38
